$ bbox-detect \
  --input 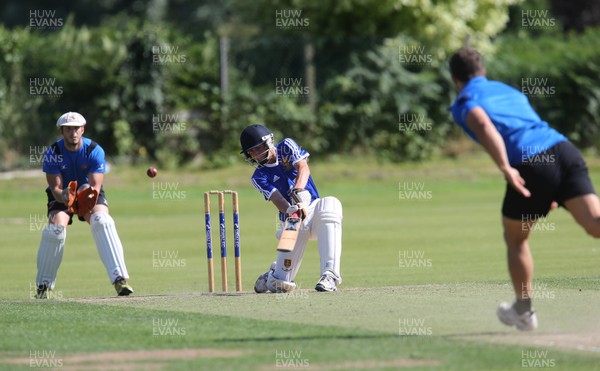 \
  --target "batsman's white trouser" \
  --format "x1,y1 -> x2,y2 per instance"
90,212 -> 129,284
36,224 -> 66,289
273,196 -> 343,285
